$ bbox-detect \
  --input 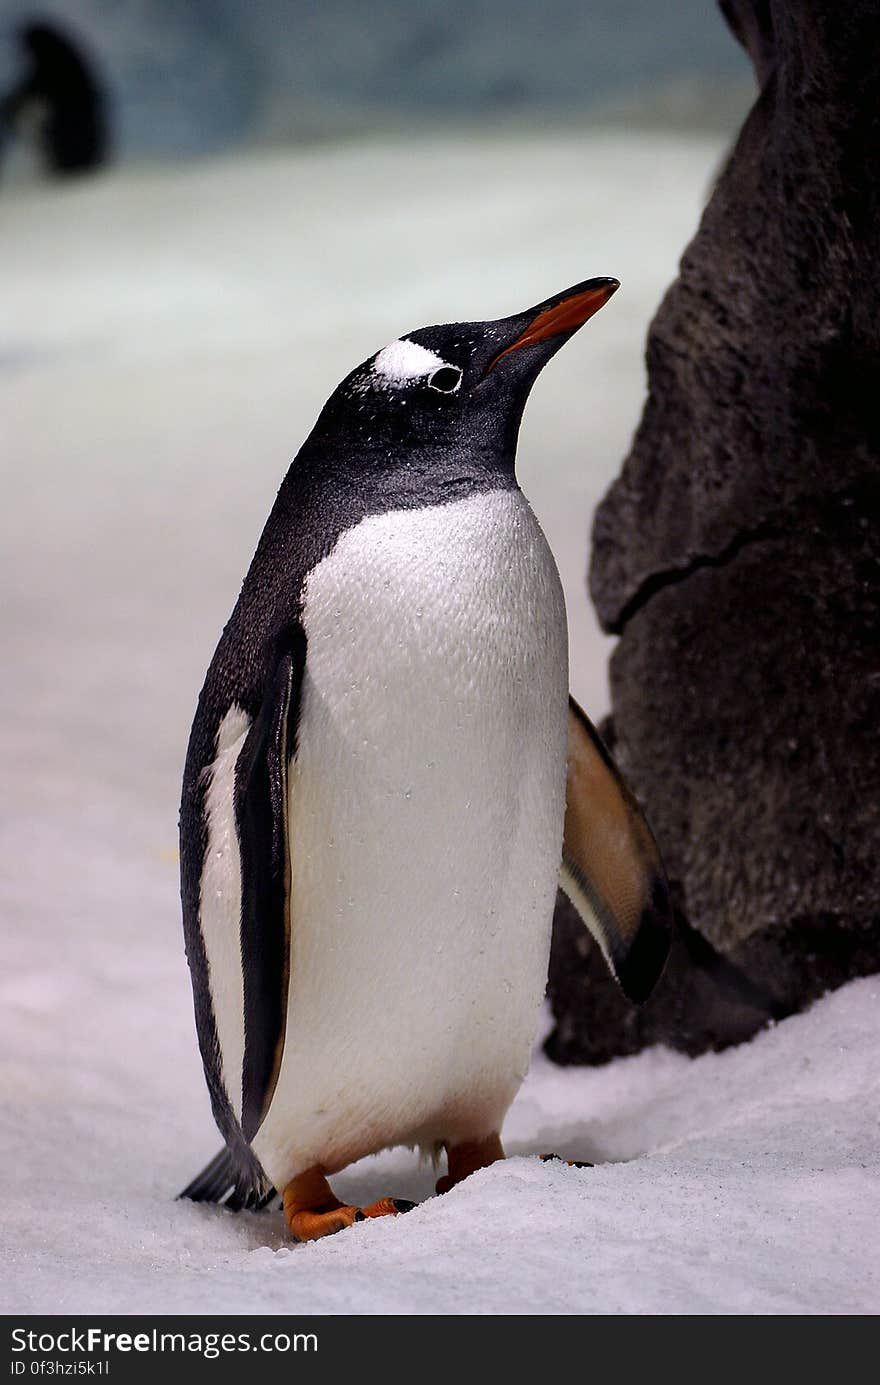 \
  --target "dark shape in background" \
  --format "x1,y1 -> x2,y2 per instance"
1,19 -> 109,173
0,0 -> 750,161
547,0 -> 880,1063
